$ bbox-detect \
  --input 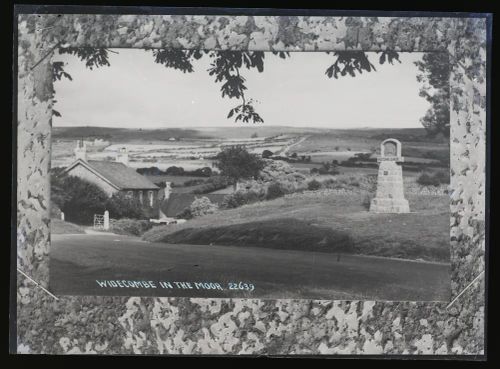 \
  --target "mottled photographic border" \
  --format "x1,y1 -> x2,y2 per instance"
13,6 -> 490,356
